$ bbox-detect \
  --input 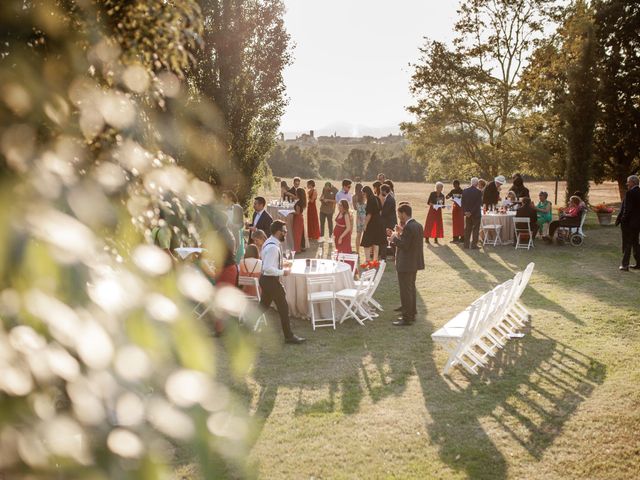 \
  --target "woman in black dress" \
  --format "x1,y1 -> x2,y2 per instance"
360,185 -> 386,261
